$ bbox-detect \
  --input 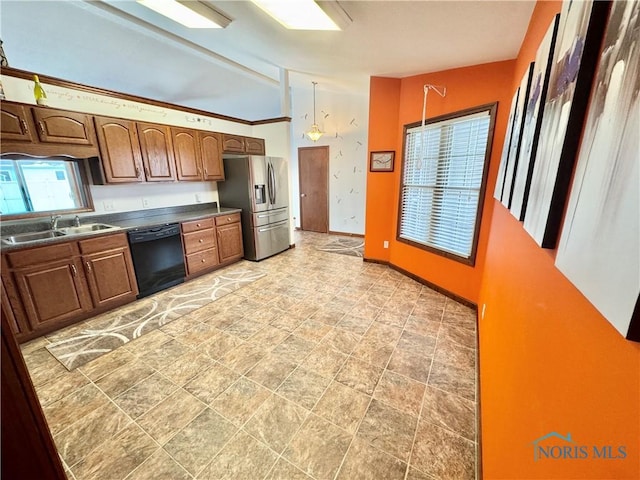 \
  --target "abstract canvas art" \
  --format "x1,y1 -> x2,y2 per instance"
501,62 -> 534,208
510,15 -> 560,221
523,0 -> 610,248
494,88 -> 519,202
555,0 -> 639,341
